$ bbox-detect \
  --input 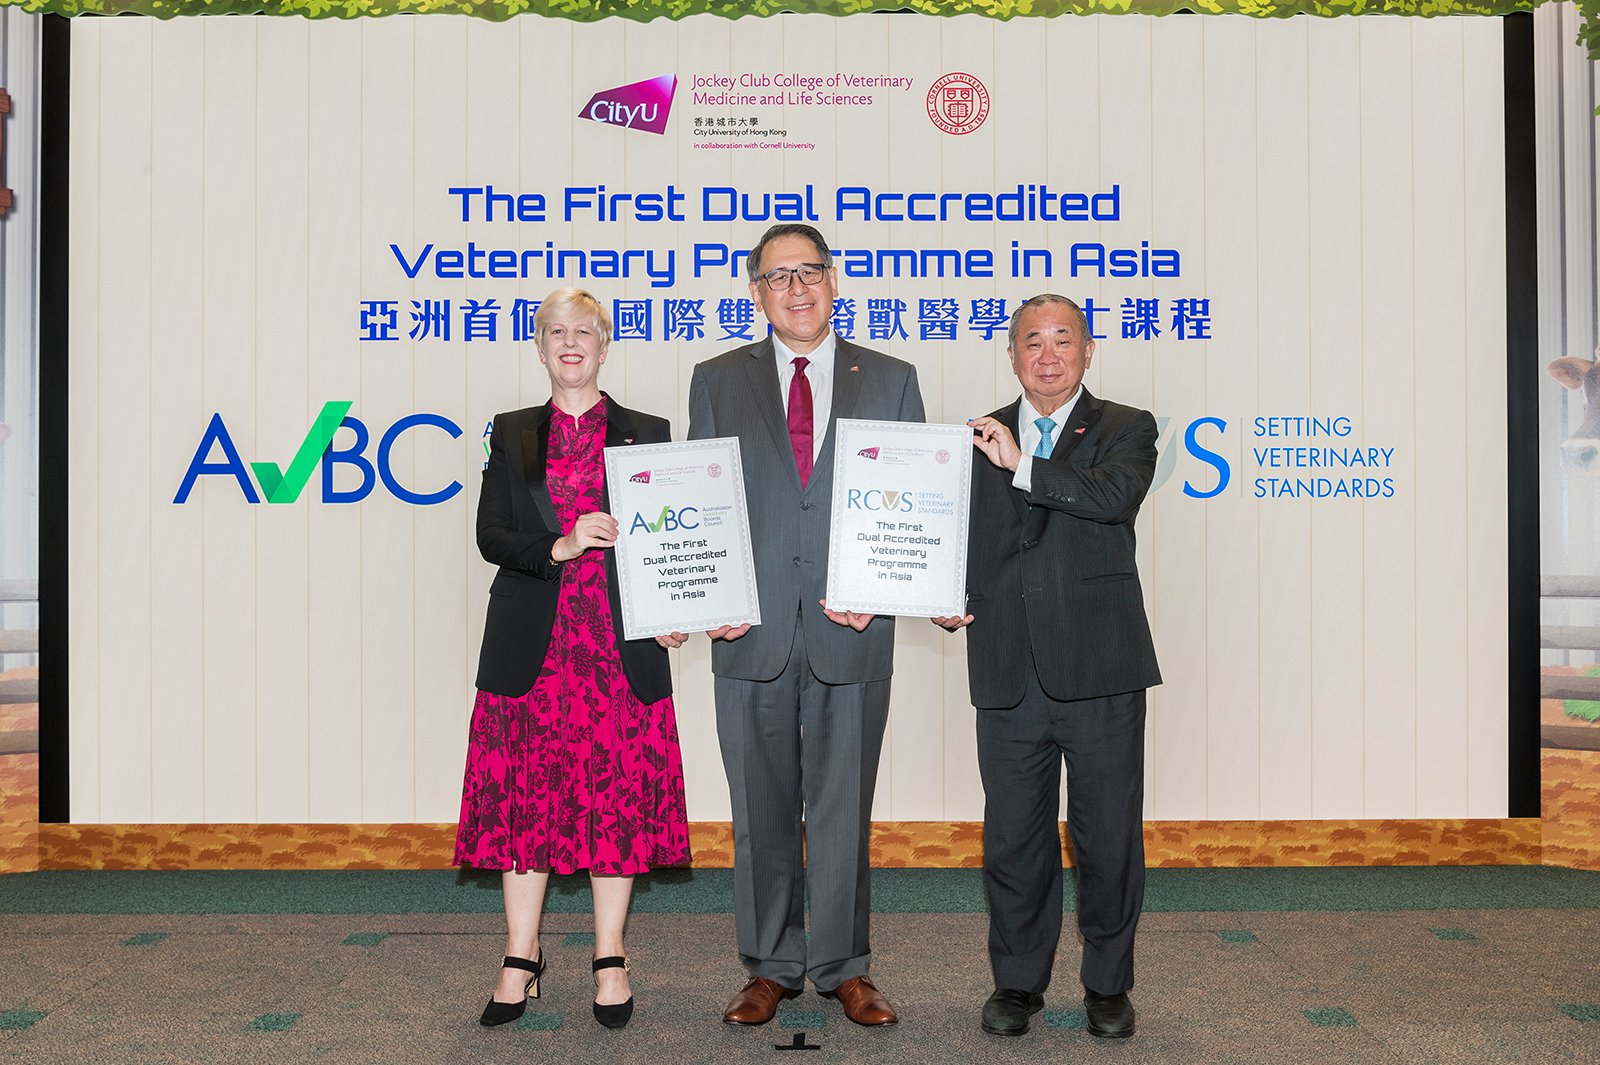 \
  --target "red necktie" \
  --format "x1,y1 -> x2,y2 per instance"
787,356 -> 814,489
